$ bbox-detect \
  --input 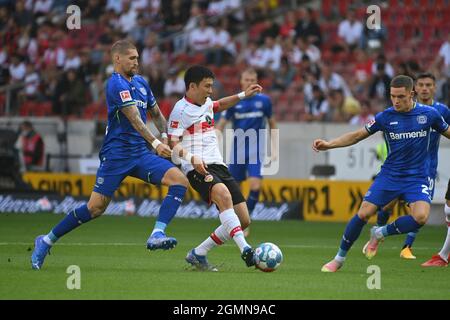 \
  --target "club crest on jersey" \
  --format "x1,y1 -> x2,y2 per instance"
170,121 -> 179,129
255,101 -> 263,108
139,87 -> 147,95
205,115 -> 213,126
417,115 -> 427,124
119,90 -> 132,102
